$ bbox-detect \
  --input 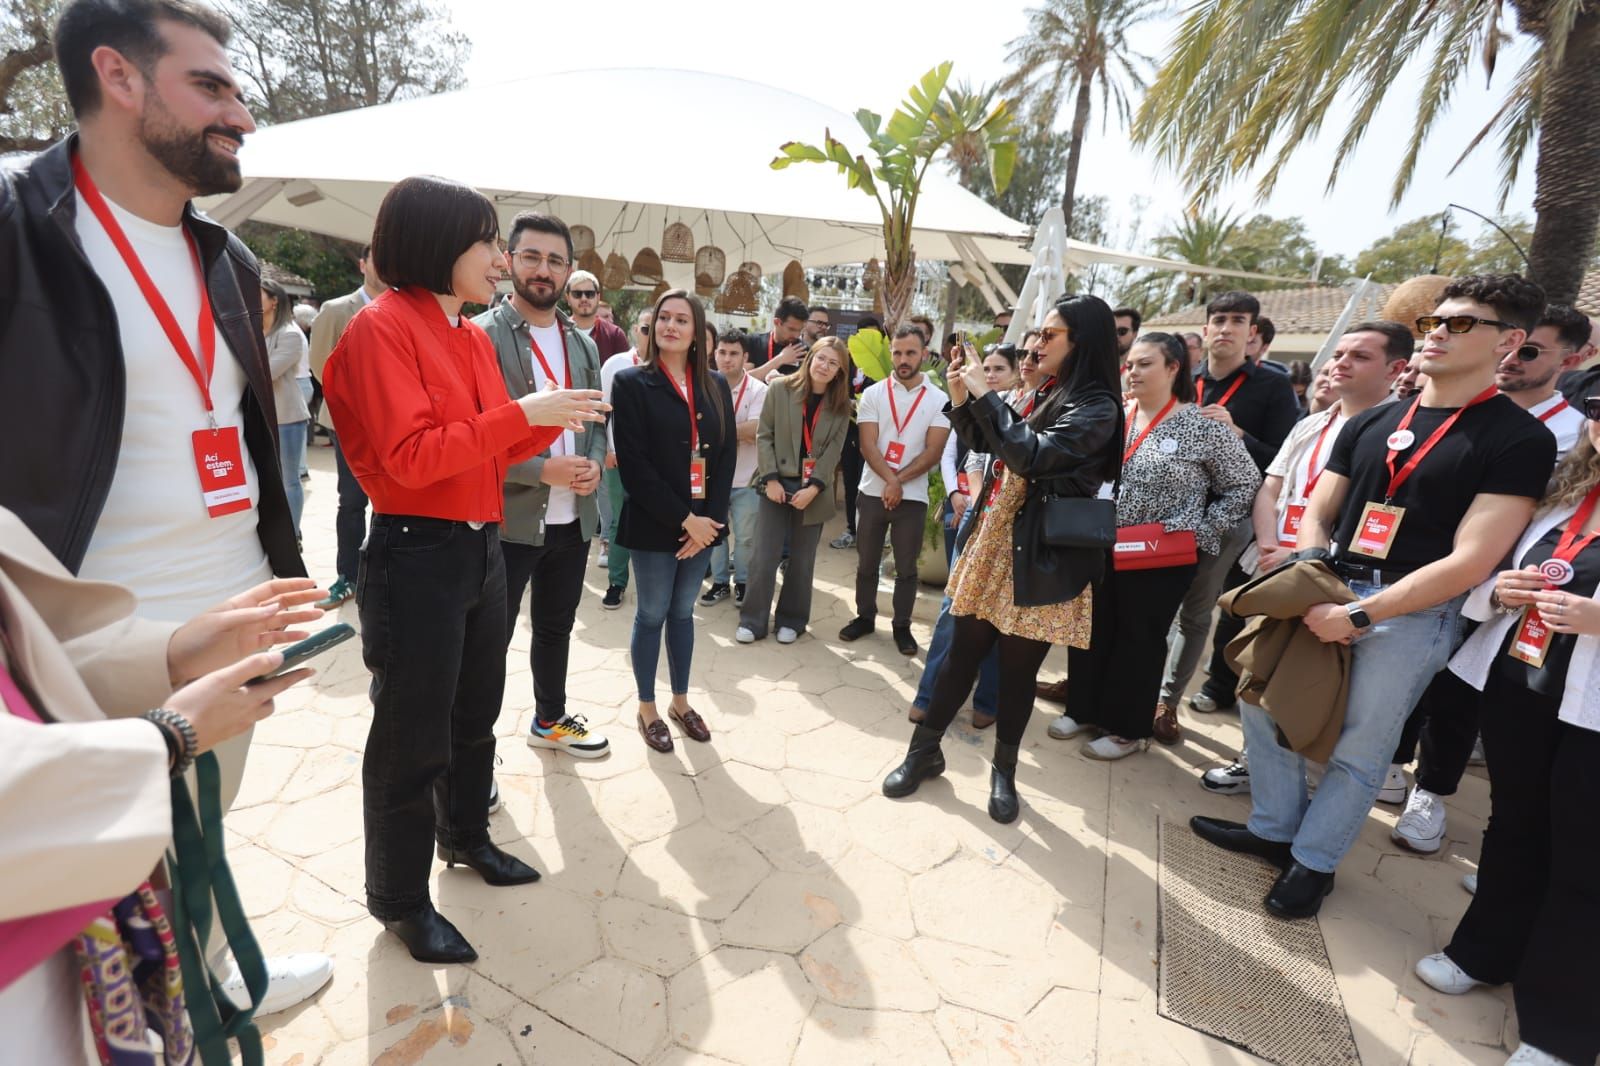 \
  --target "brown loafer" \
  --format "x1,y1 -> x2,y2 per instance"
908,704 -> 926,723
1152,702 -> 1182,746
970,709 -> 996,730
1035,679 -> 1069,704
638,714 -> 674,753
669,705 -> 711,743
